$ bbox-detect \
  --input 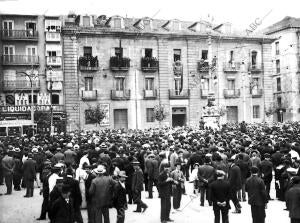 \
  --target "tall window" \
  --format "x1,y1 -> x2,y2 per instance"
51,94 -> 59,105
115,47 -> 123,58
145,48 -> 153,58
201,50 -> 208,60
28,94 -> 37,104
116,78 -> 125,91
145,78 -> 154,90
251,51 -> 257,66
277,97 -> 282,107
275,42 -> 279,55
253,105 -> 260,119
173,49 -> 181,62
174,79 -> 182,95
83,16 -> 90,27
114,18 -> 122,28
146,108 -> 155,122
276,77 -> 281,92
228,80 -> 235,90
229,51 -> 234,63
84,77 -> 93,91
276,60 -> 280,74
83,47 -> 92,57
